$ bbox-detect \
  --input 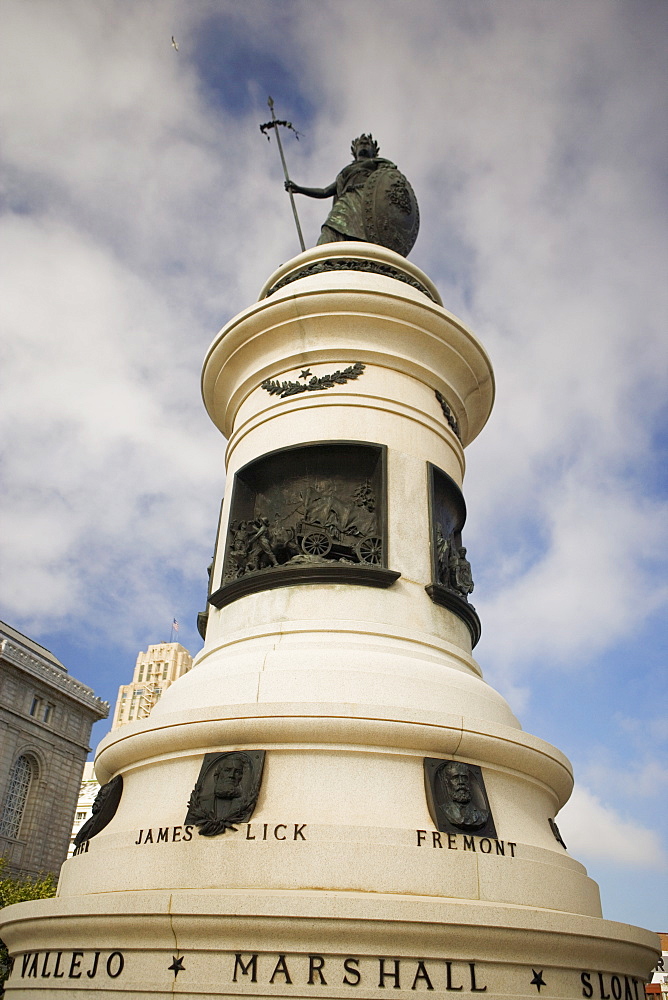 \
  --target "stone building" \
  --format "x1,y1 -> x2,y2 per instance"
67,762 -> 99,858
65,643 -> 193,854
111,641 -> 192,729
0,621 -> 108,878
646,933 -> 668,998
